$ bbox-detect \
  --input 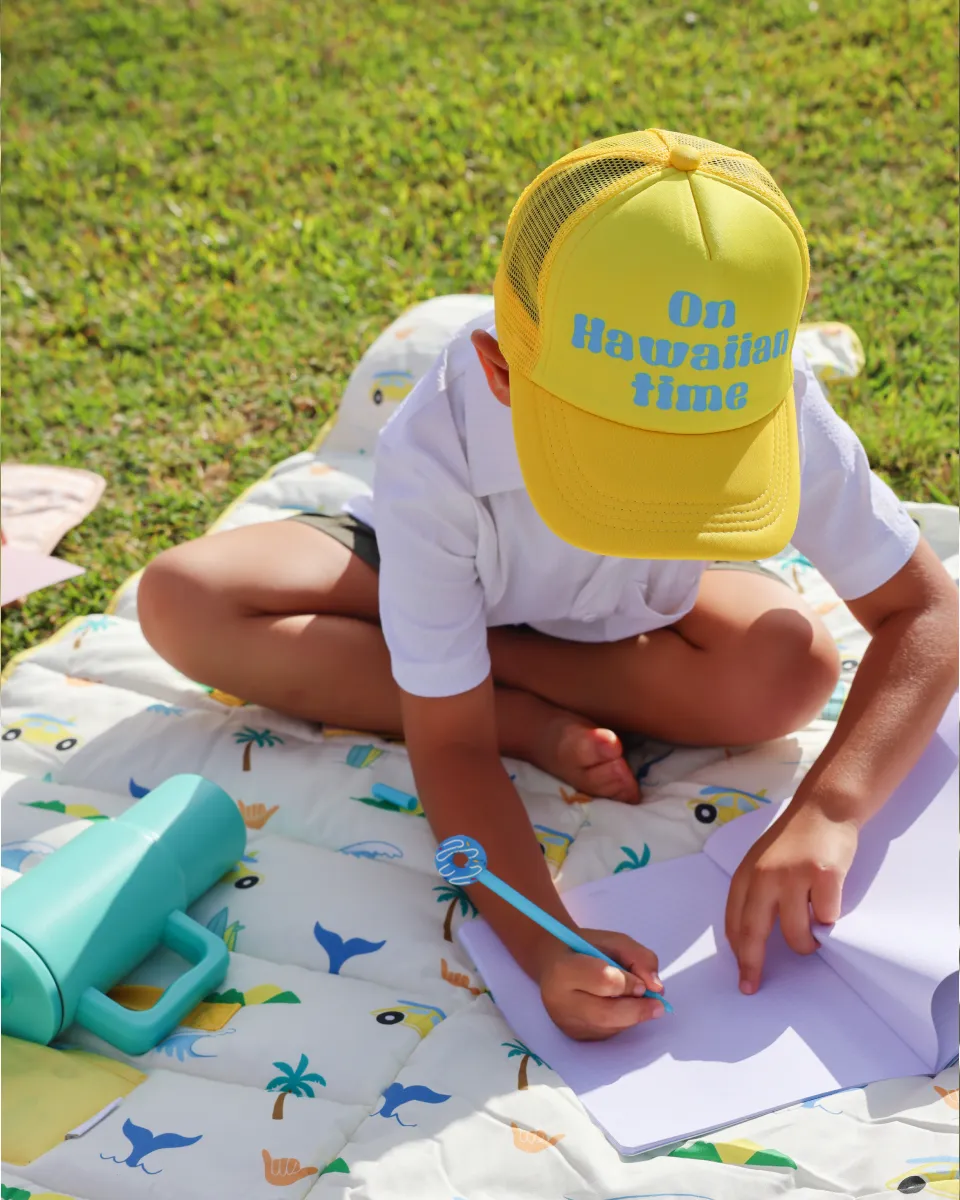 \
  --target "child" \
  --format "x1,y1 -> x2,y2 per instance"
139,128 -> 957,1041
